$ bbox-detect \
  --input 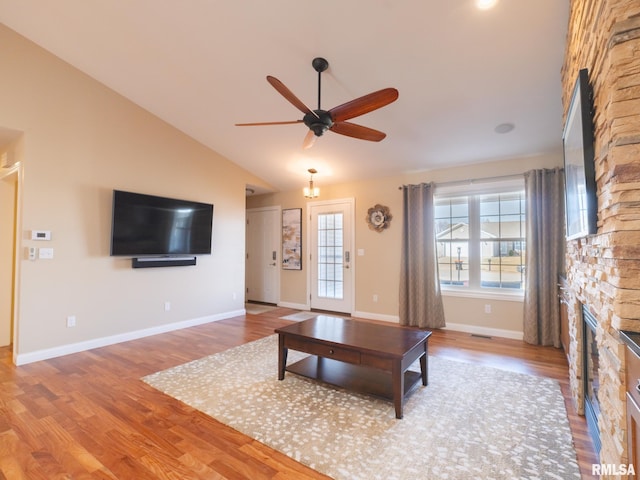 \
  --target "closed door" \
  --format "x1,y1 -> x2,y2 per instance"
246,208 -> 280,304
309,200 -> 354,314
